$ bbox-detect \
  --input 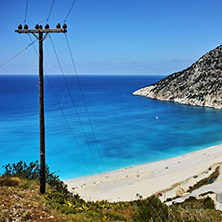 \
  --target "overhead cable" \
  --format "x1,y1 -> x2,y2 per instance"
49,35 -> 100,174
0,40 -> 36,69
48,37 -> 113,200
64,33 -> 114,199
45,72 -> 93,175
28,33 -> 93,175
46,0 -> 56,23
64,0 -> 77,22
23,0 -> 29,24
64,33 -> 107,173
